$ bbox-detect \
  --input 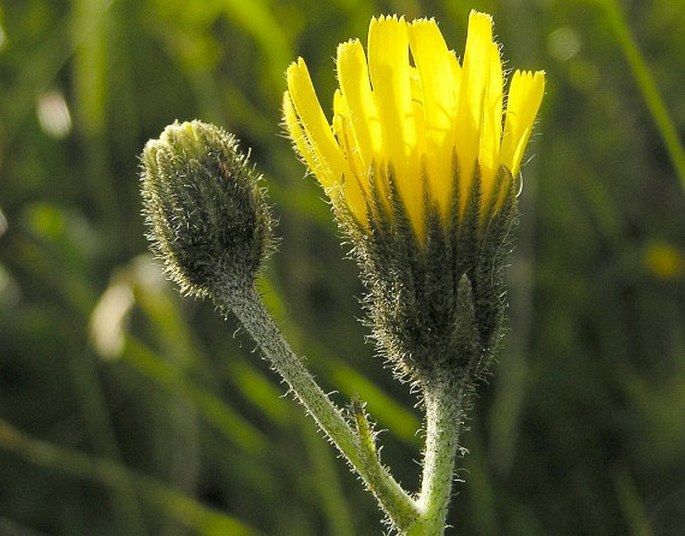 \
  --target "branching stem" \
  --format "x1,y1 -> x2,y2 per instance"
228,285 -> 419,531
408,382 -> 465,536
